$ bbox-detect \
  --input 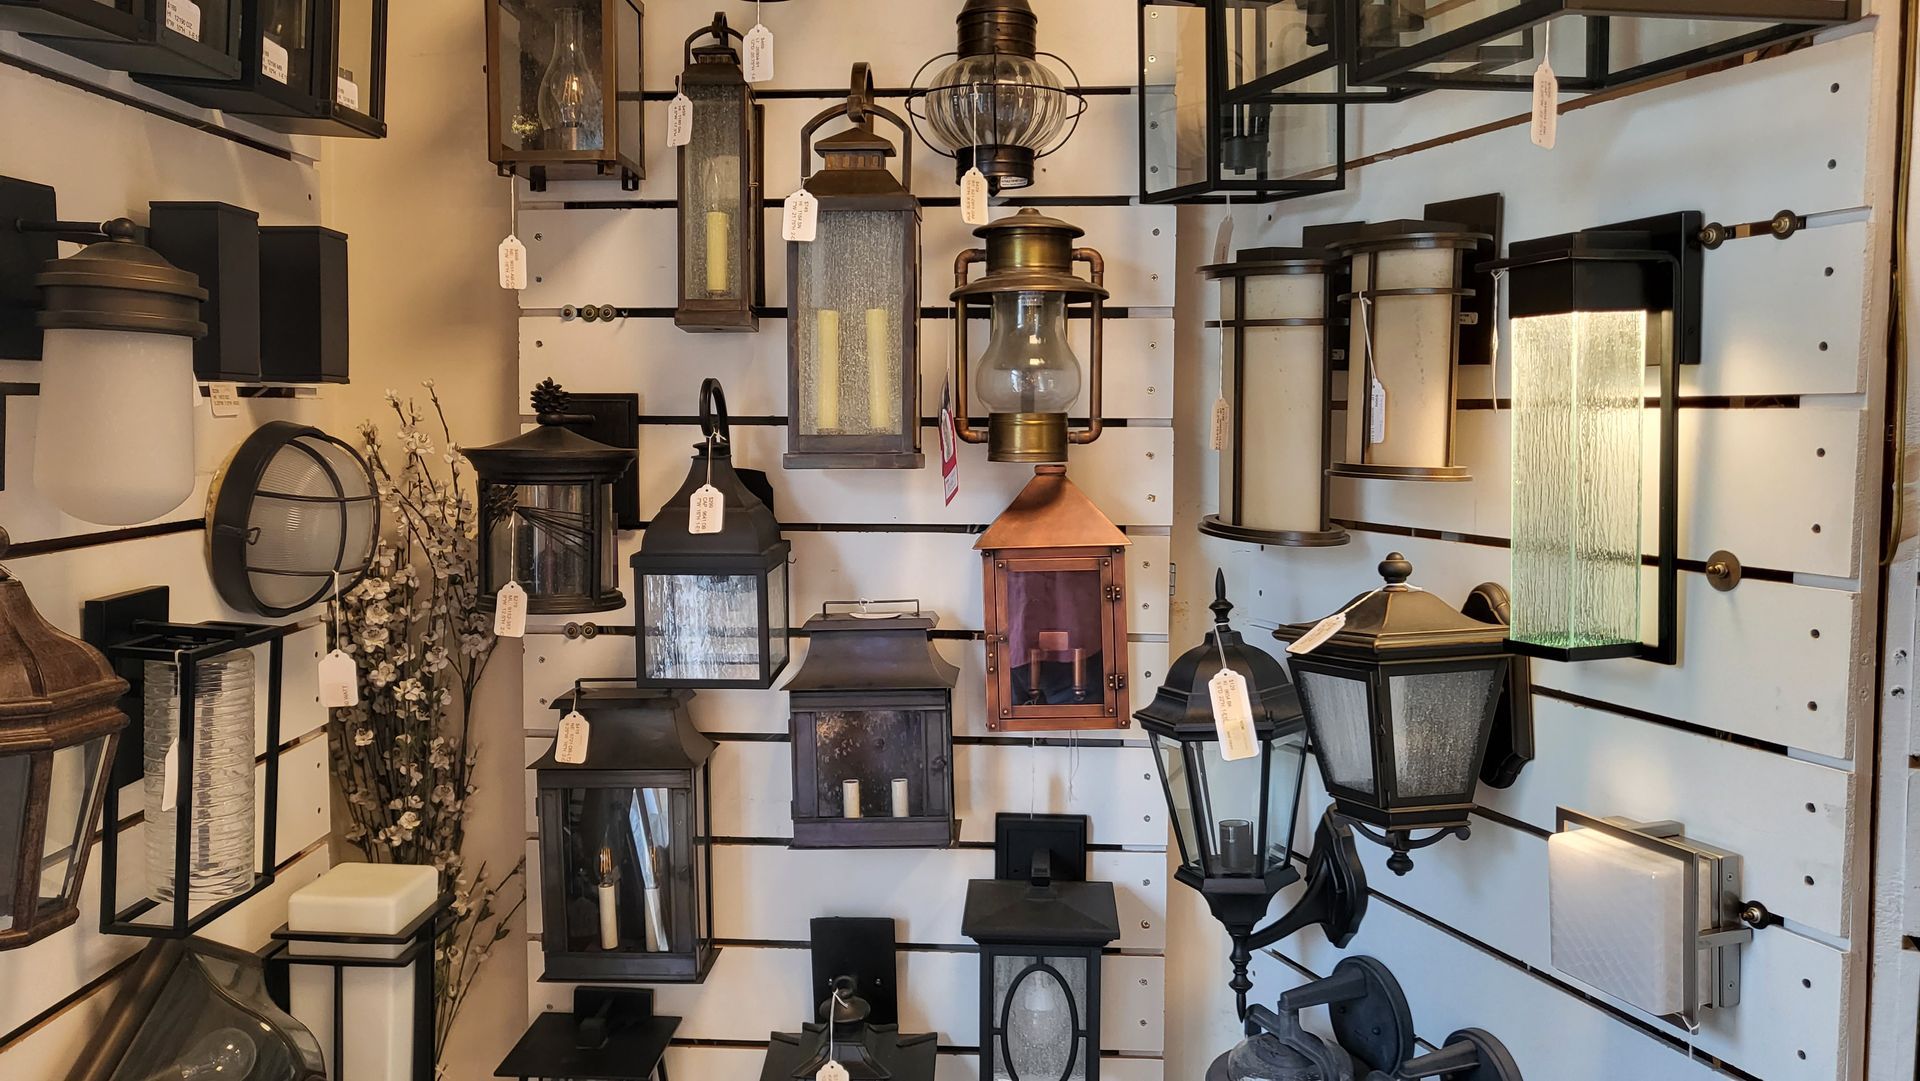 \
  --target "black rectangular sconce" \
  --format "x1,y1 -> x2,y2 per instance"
22,0 -> 244,81
495,989 -> 681,1081
0,176 -> 60,362
260,225 -> 350,383
561,391 -> 643,530
149,201 -> 263,383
